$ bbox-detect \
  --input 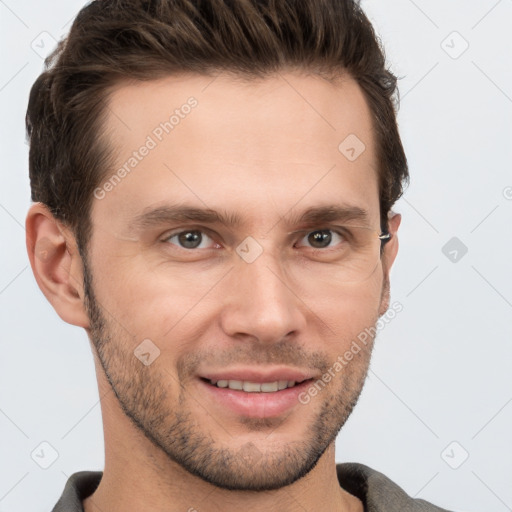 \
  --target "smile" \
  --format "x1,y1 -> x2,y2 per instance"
207,379 -> 302,392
